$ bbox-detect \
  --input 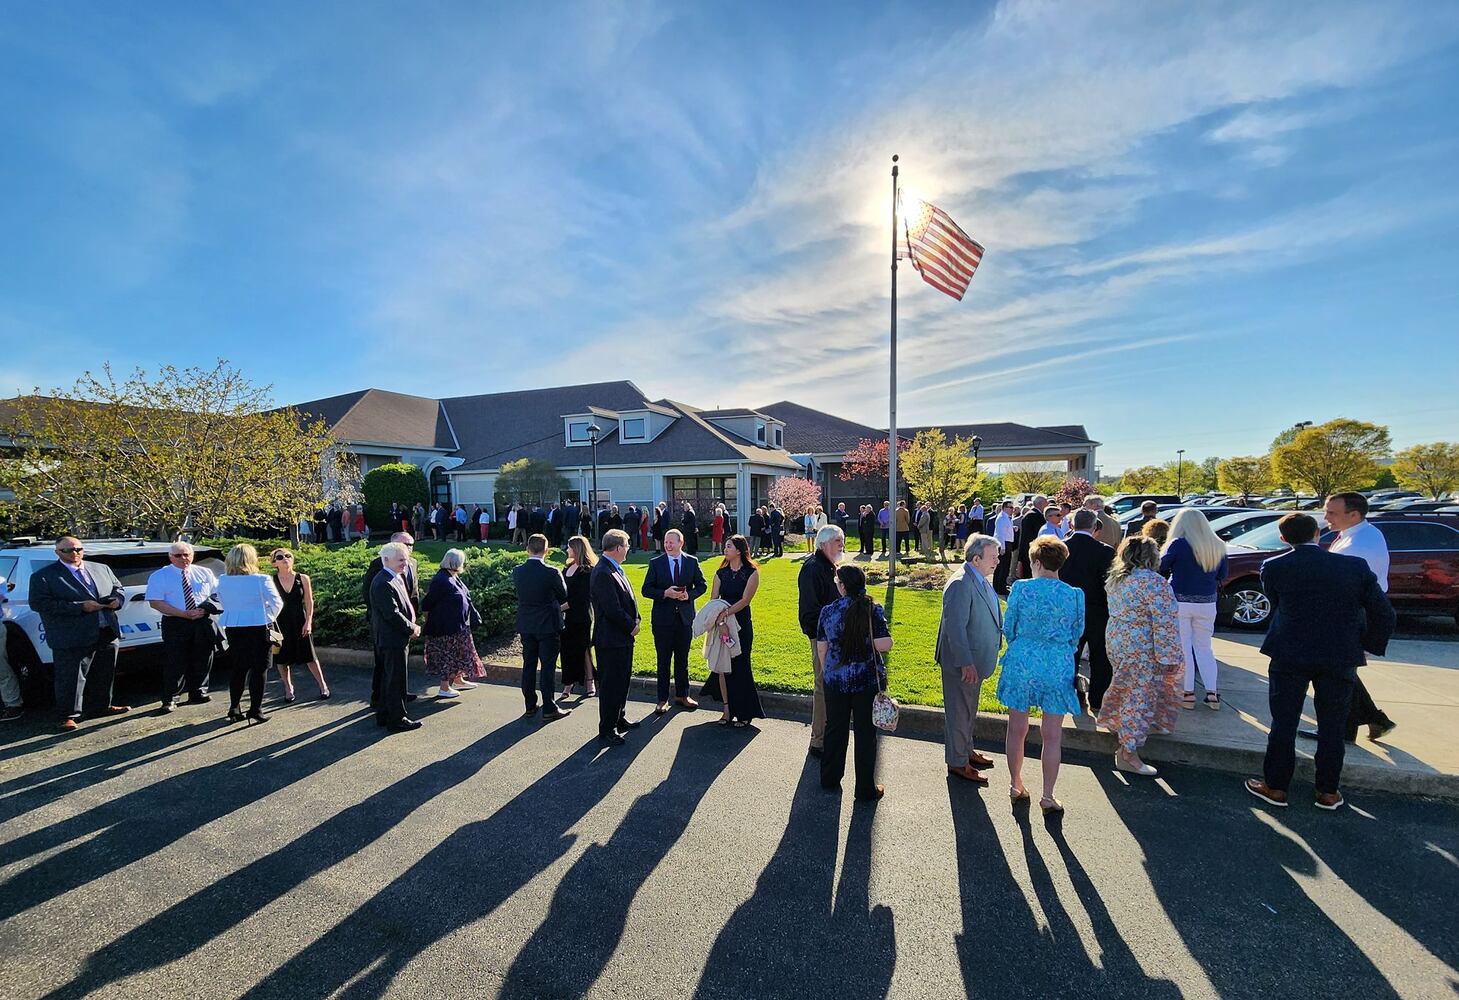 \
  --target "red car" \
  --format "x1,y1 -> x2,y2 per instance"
1218,512 -> 1459,629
